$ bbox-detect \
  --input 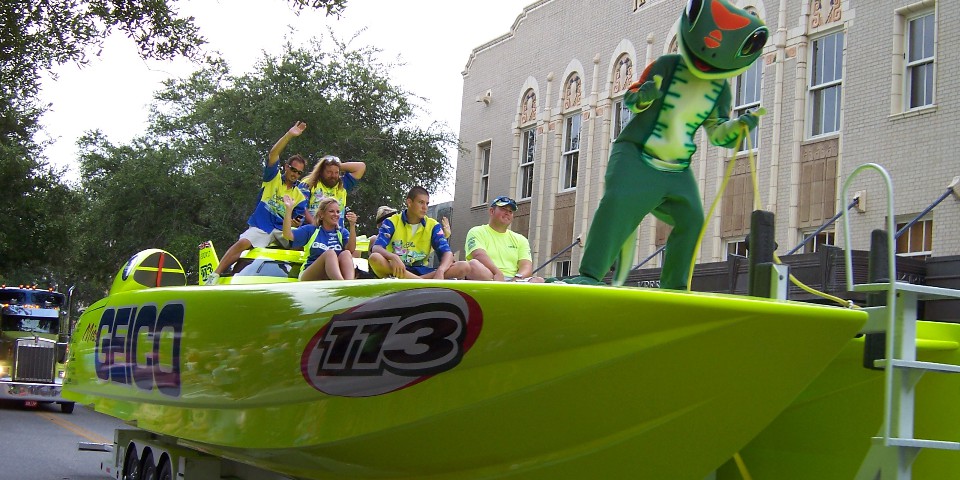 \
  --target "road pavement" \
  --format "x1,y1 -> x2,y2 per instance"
0,400 -> 125,480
